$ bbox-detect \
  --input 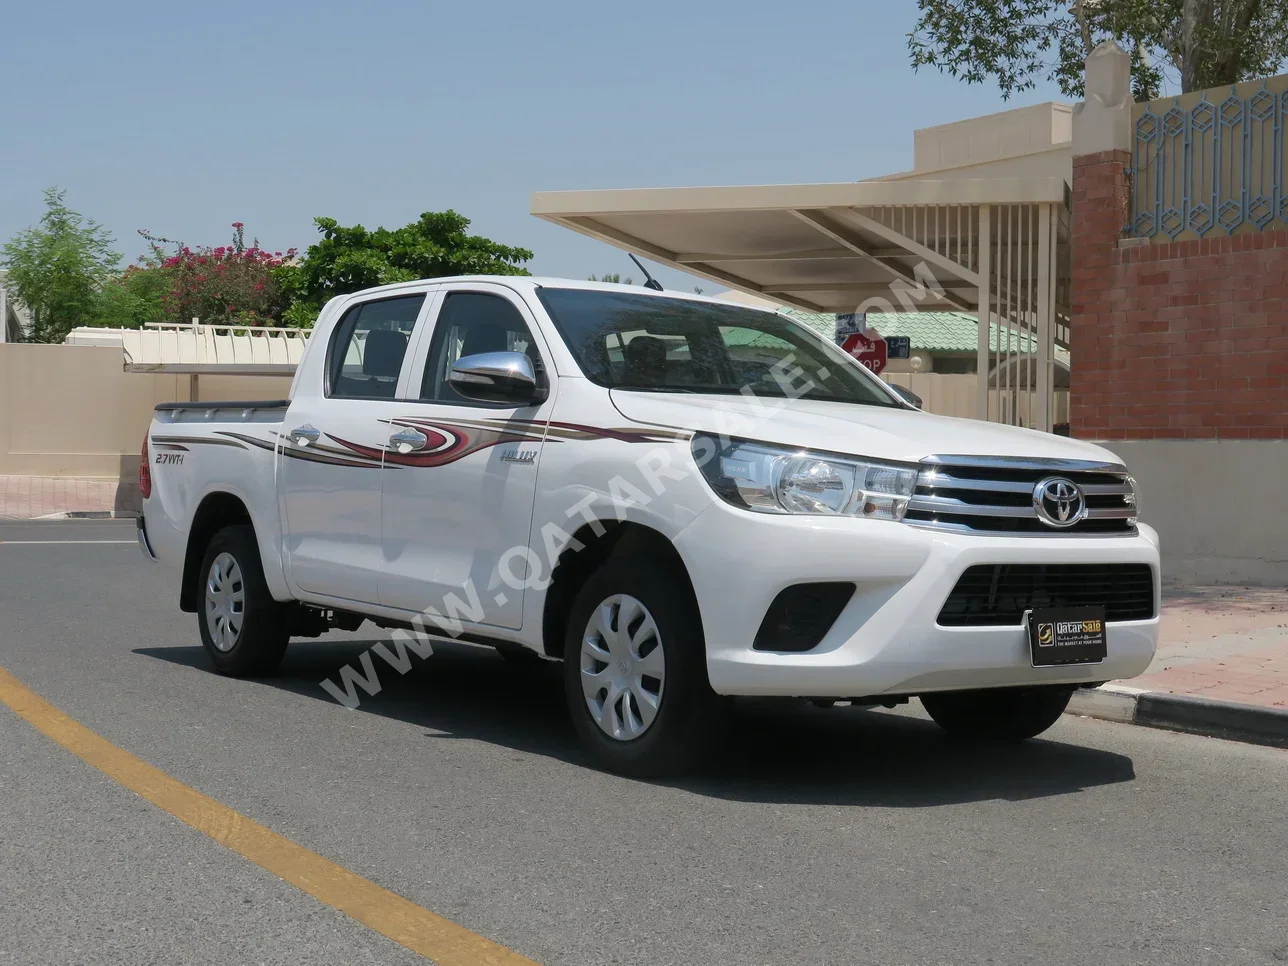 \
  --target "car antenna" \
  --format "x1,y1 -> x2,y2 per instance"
629,253 -> 664,291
